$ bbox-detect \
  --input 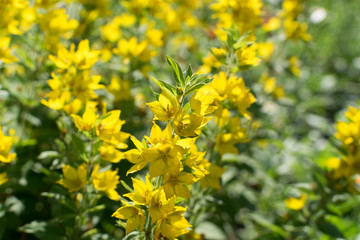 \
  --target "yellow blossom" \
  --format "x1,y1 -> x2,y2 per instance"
96,110 -> 130,148
57,164 -> 87,192
112,203 -> 145,235
147,91 -> 179,122
99,143 -> 124,163
124,175 -> 153,205
0,37 -> 18,63
91,165 -> 120,201
0,172 -> 8,185
71,107 -> 98,132
284,194 -> 307,210
154,206 -> 192,239
0,127 -> 16,163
